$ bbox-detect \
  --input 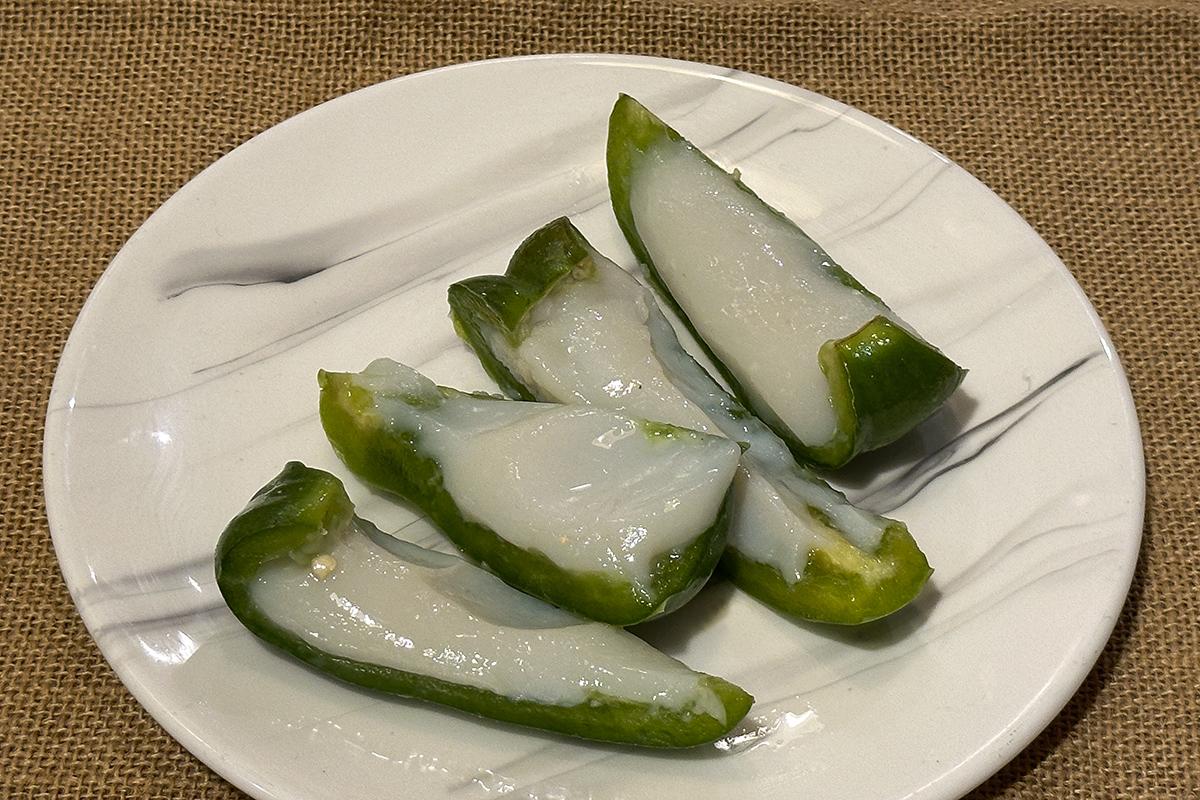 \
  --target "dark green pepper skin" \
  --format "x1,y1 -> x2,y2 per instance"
448,218 -> 932,625
448,218 -> 588,402
721,527 -> 932,625
215,462 -> 754,747
318,370 -> 732,626
606,94 -> 966,468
